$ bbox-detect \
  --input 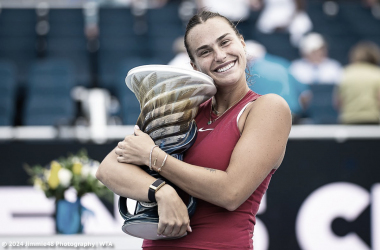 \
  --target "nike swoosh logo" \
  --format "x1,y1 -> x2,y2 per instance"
199,128 -> 214,132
